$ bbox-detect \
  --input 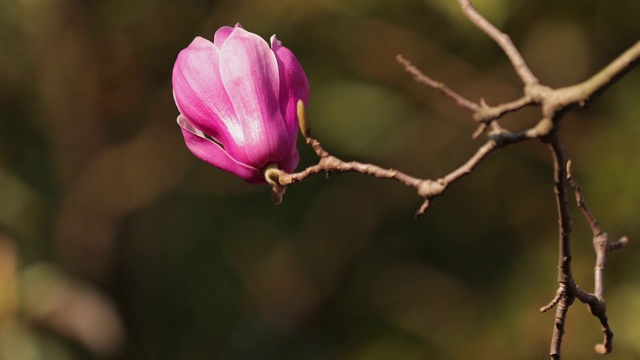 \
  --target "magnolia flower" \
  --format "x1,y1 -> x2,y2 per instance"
172,24 -> 309,184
